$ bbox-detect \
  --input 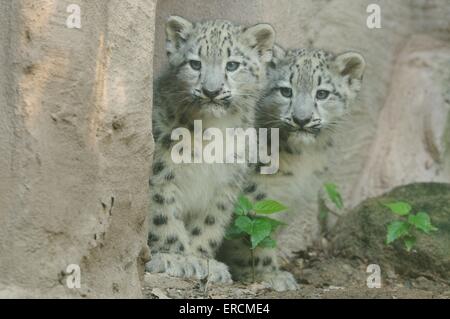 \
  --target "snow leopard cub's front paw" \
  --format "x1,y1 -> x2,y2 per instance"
146,253 -> 207,279
146,253 -> 232,283
206,259 -> 233,284
260,271 -> 299,292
